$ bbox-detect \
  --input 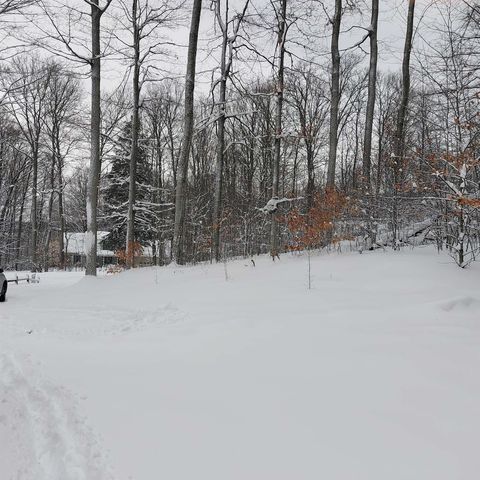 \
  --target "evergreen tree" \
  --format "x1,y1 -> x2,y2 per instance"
102,120 -> 156,252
